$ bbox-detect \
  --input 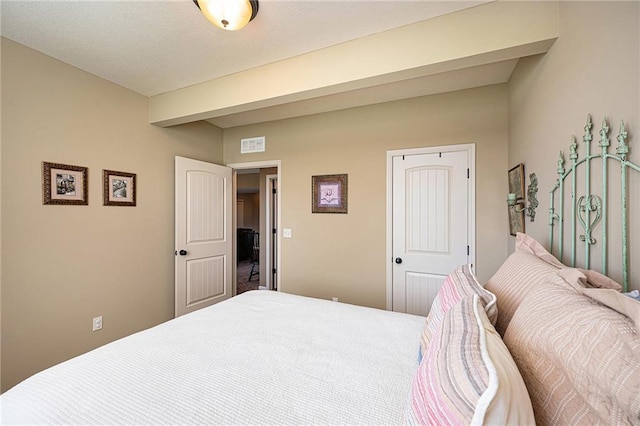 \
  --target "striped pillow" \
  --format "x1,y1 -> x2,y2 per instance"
407,294 -> 534,425
419,264 -> 496,357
